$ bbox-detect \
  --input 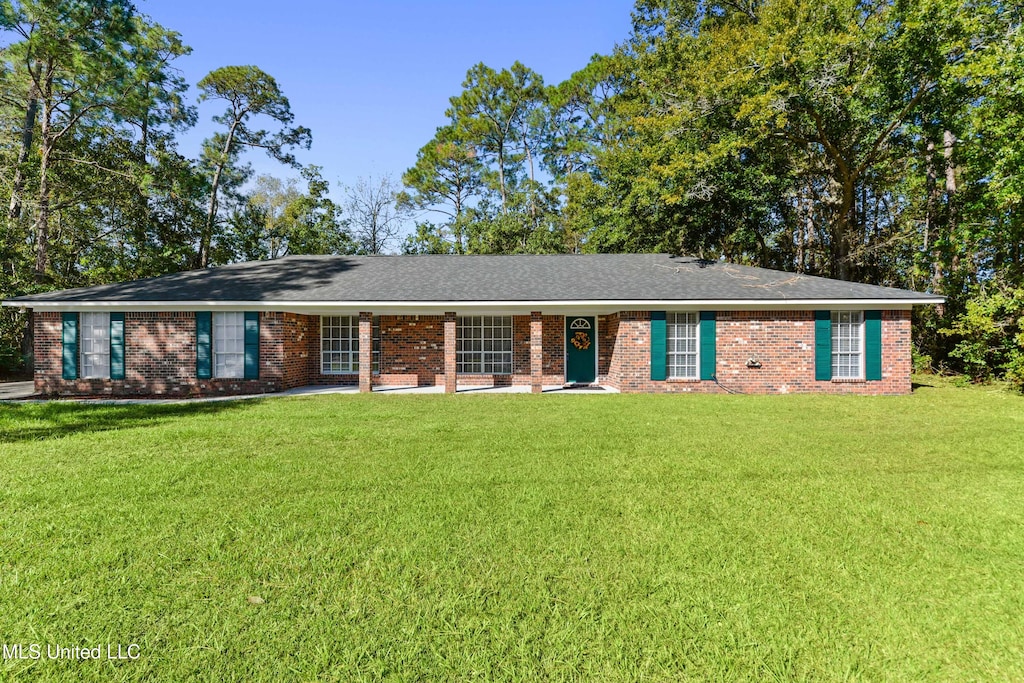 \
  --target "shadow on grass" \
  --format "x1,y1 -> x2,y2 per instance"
911,382 -> 934,390
0,399 -> 259,443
